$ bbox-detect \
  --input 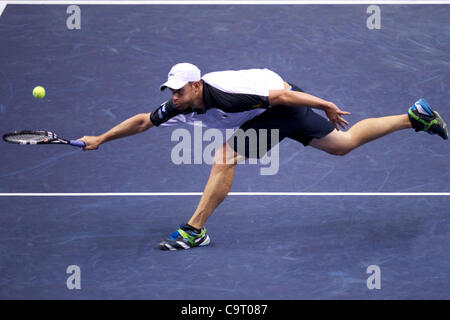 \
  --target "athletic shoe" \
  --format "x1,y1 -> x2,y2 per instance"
408,98 -> 448,140
158,224 -> 210,251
